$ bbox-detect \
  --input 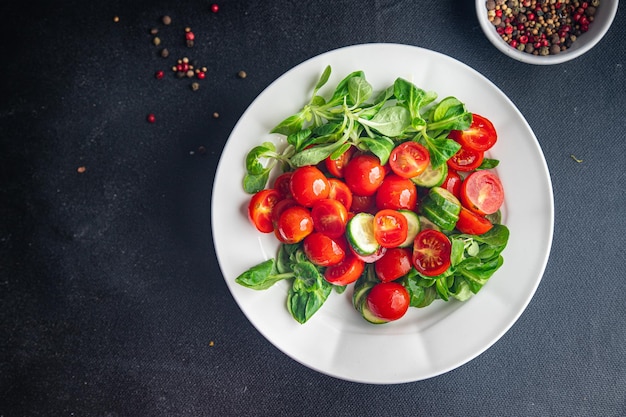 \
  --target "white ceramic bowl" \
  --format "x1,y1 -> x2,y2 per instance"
476,0 -> 619,65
